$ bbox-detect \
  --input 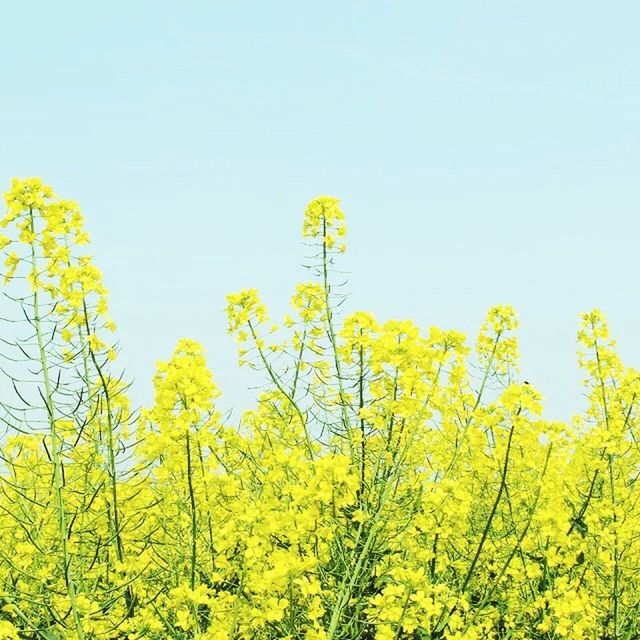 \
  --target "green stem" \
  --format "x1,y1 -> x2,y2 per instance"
185,429 -> 197,591
247,320 -> 314,457
326,480 -> 393,640
81,301 -> 134,615
321,218 -> 350,435
28,210 -> 85,640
